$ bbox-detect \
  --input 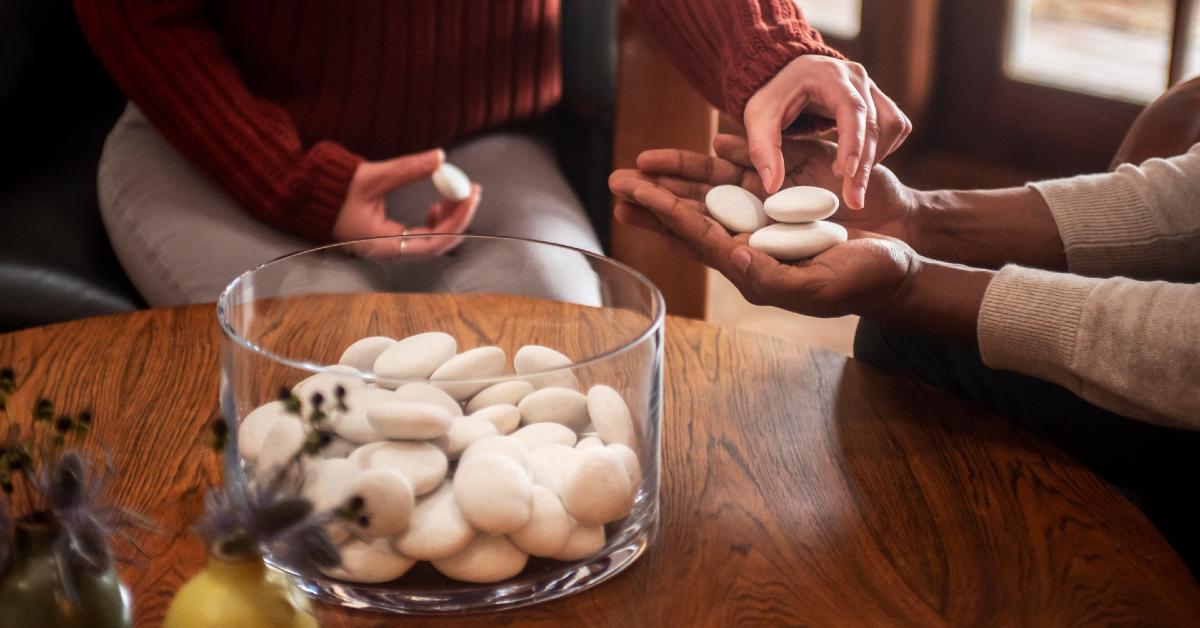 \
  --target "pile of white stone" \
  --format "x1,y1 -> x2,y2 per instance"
236,332 -> 642,584
705,184 -> 847,260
